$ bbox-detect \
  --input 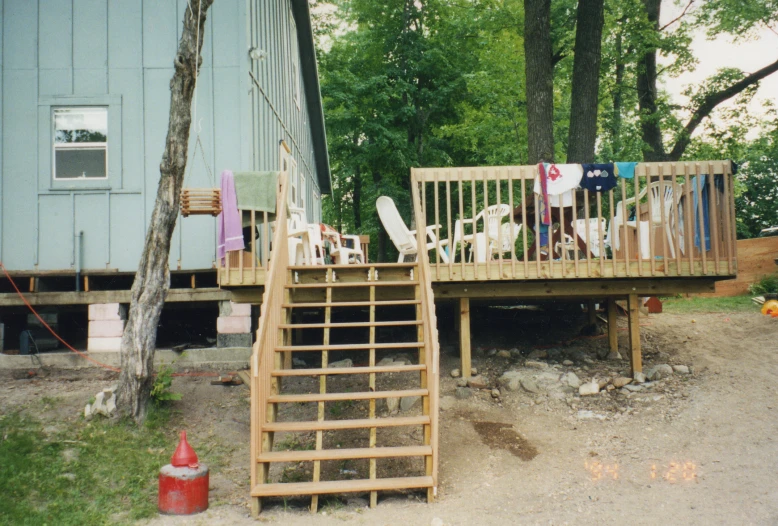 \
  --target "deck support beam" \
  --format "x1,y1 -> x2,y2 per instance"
607,298 -> 618,355
459,298 -> 471,378
627,294 -> 642,375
